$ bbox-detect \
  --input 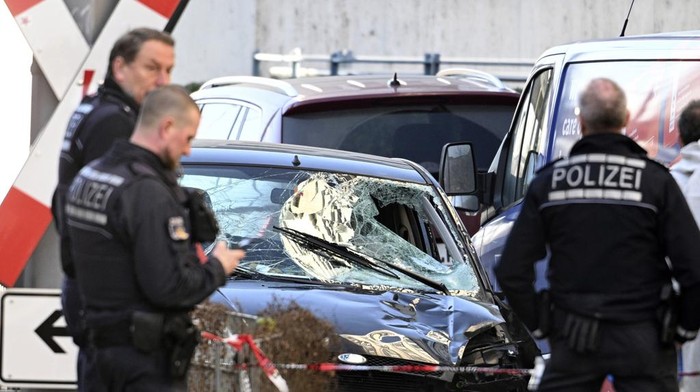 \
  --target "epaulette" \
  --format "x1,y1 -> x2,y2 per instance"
129,162 -> 158,178
128,162 -> 186,202
101,90 -> 137,116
